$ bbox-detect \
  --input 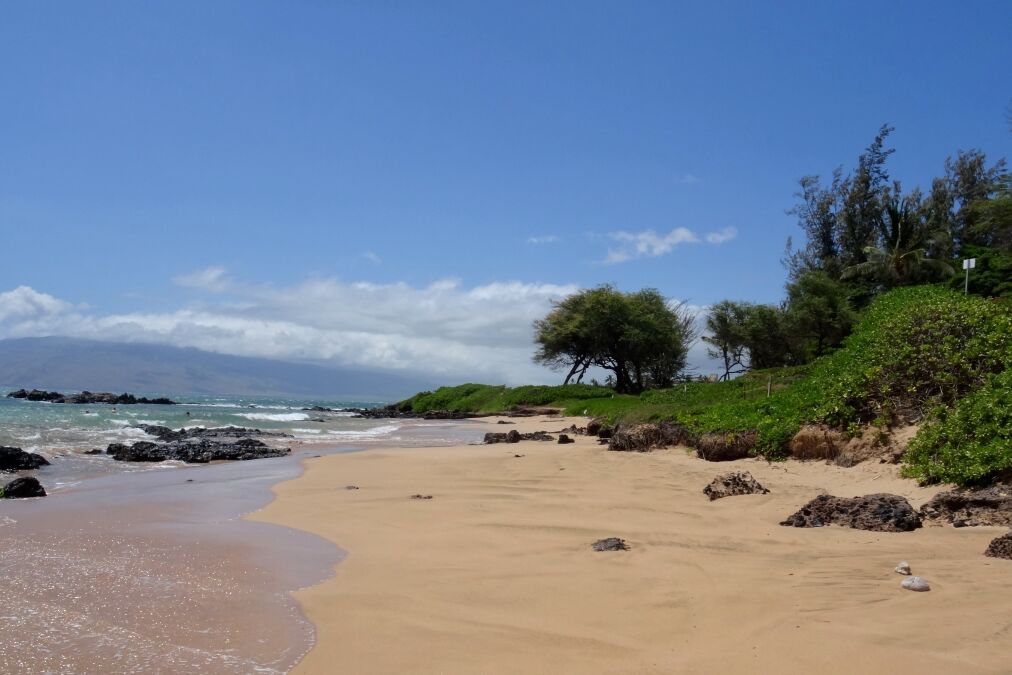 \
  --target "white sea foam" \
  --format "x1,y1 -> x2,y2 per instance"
236,412 -> 310,422
291,428 -> 323,434
323,424 -> 400,438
